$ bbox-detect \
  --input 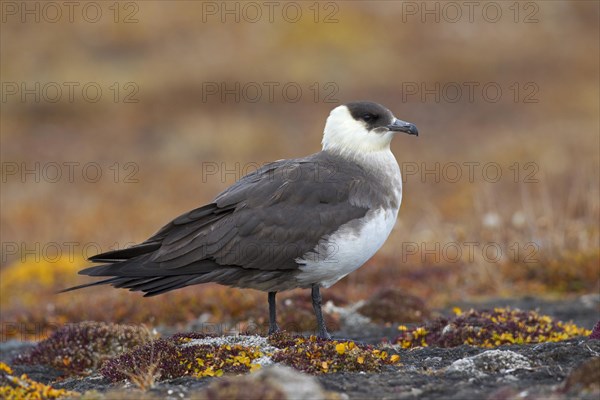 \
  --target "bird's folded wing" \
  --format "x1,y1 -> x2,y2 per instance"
84,155 -> 371,276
